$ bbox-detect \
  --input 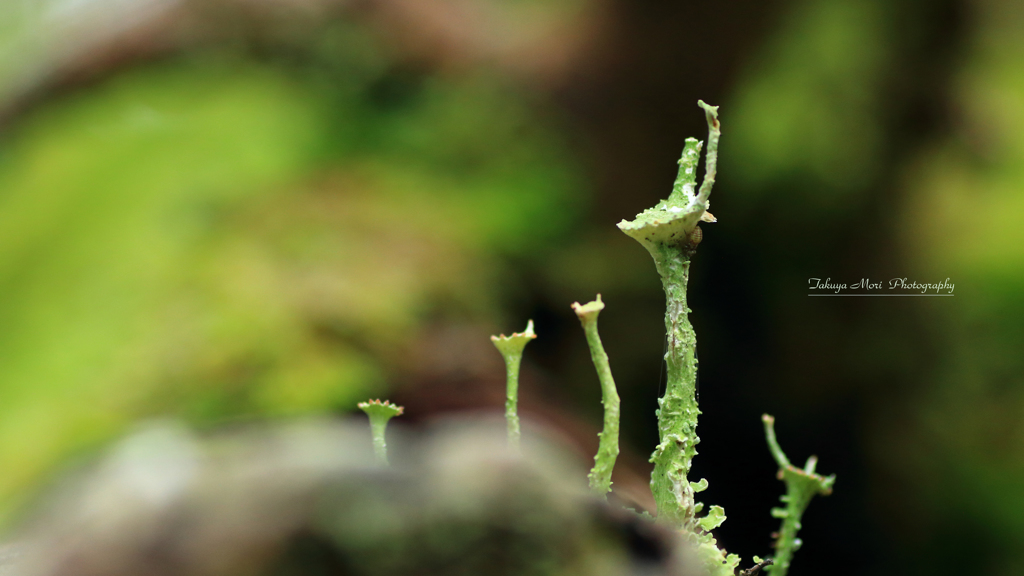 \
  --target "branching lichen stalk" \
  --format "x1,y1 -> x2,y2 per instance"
491,320 -> 537,451
618,101 -> 720,528
614,100 -> 832,576
572,295 -> 621,498
762,415 -> 835,576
